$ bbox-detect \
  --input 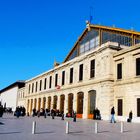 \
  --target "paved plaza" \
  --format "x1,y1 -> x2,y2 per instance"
0,114 -> 140,140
